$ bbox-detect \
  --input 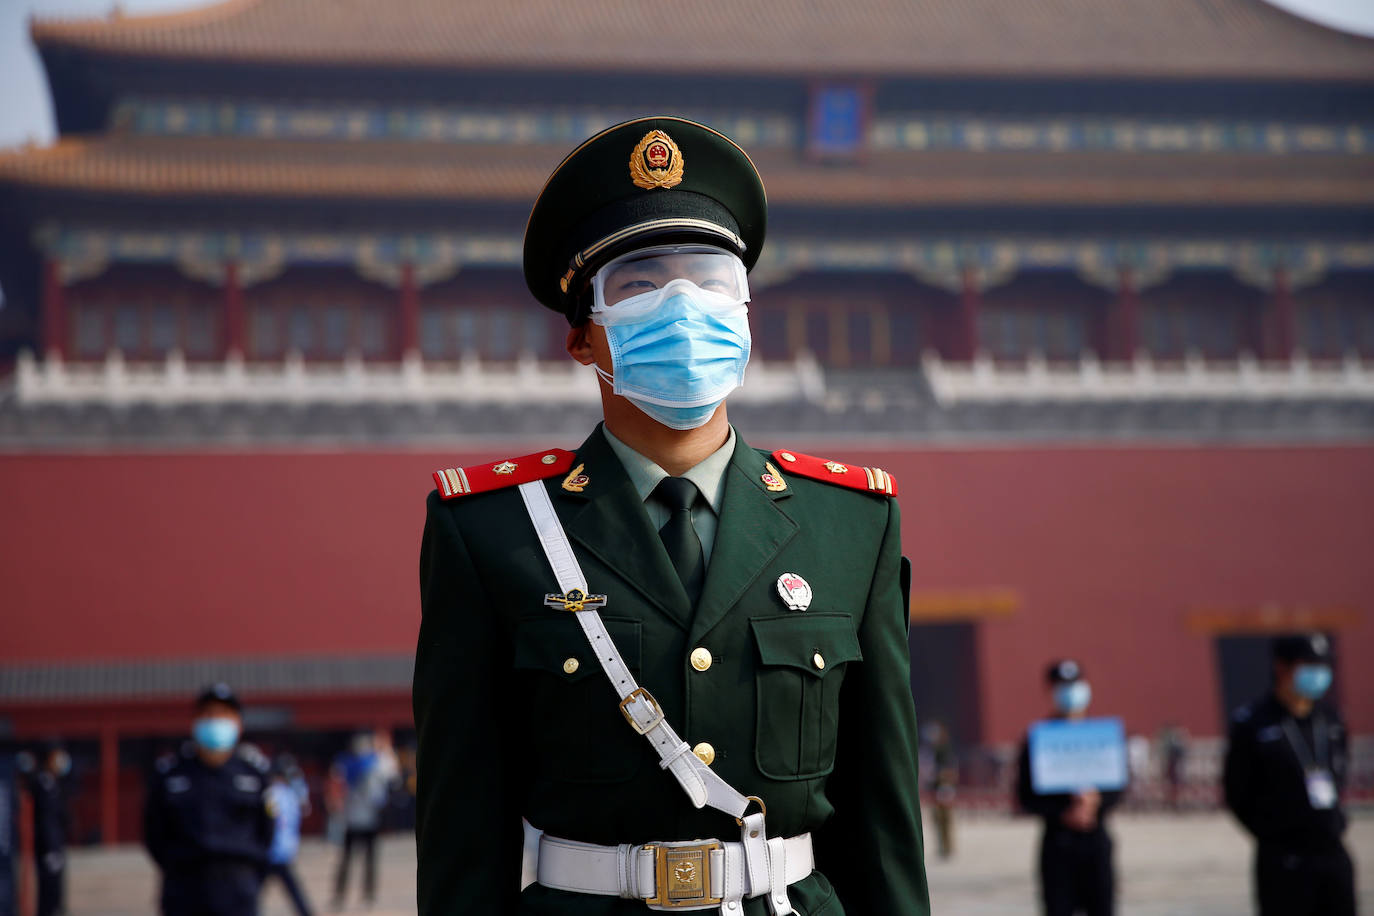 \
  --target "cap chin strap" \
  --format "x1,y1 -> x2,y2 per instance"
517,479 -> 792,915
